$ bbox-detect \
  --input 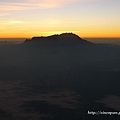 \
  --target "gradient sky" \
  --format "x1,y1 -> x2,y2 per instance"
0,0 -> 120,38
